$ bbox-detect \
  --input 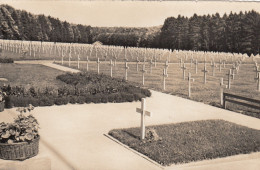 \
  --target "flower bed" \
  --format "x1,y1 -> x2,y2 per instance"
1,72 -> 151,107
